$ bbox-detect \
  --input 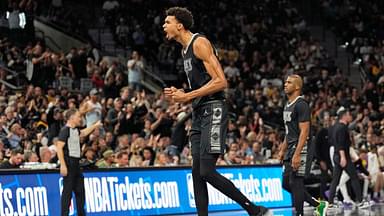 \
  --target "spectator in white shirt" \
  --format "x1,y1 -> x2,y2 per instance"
224,61 -> 240,79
